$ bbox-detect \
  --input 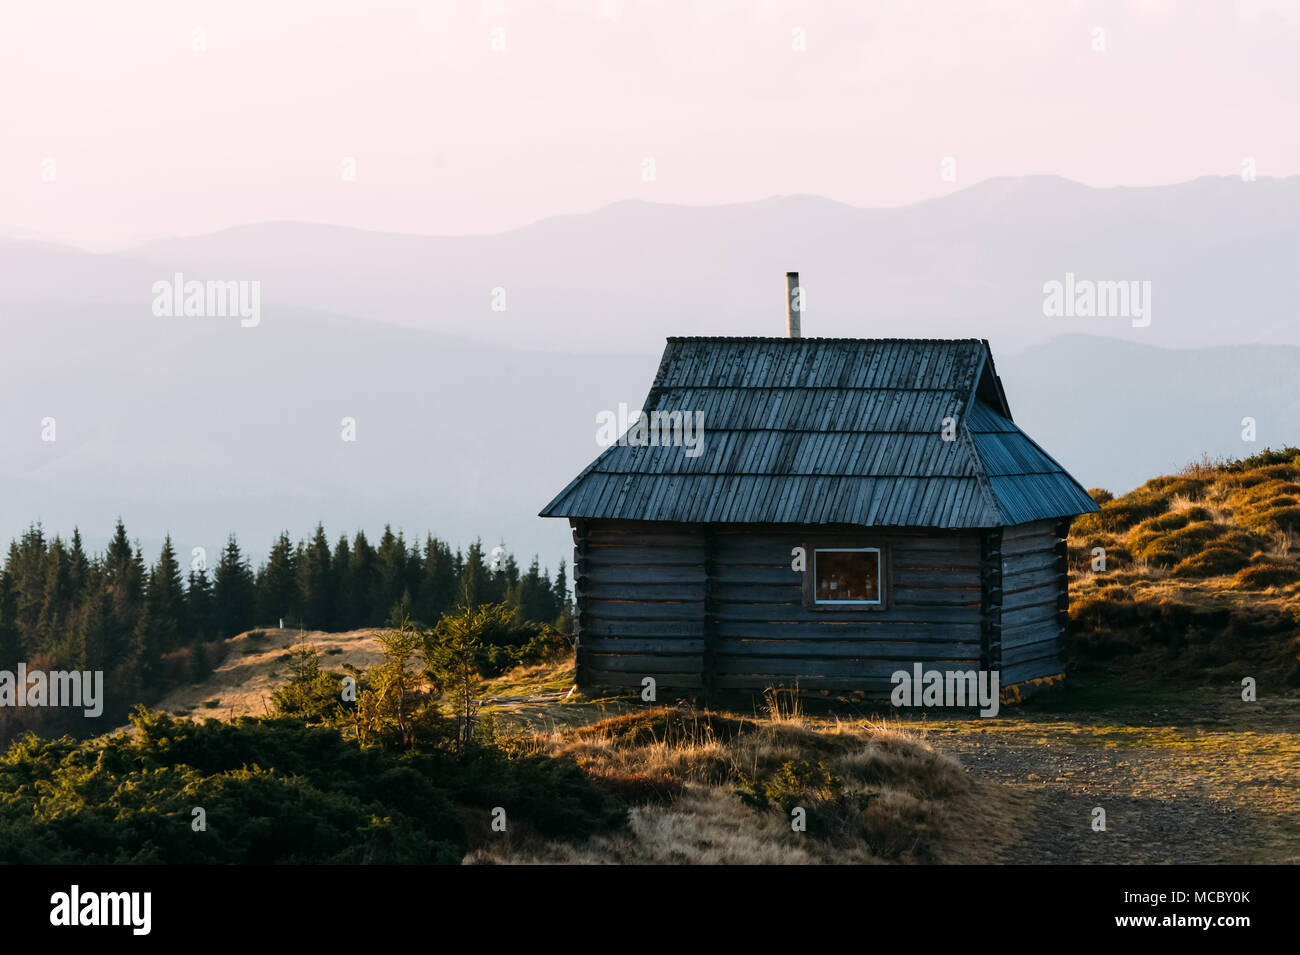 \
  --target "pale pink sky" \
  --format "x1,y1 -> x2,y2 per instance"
3,0 -> 1299,246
